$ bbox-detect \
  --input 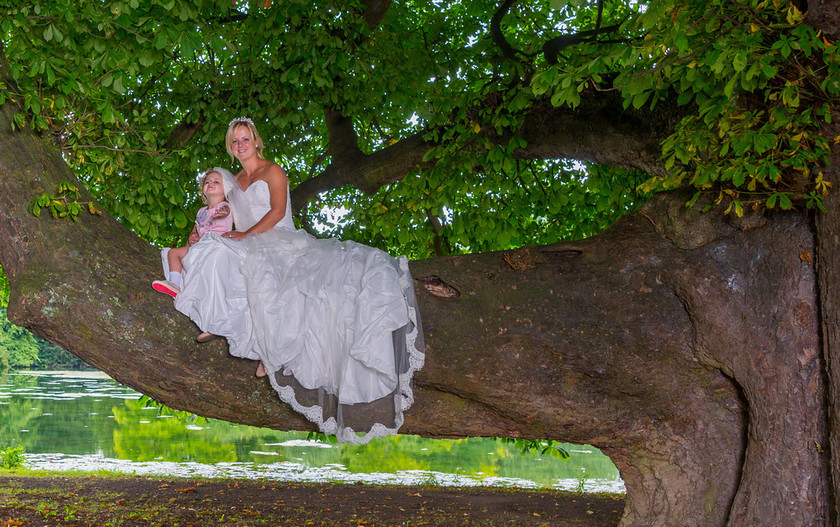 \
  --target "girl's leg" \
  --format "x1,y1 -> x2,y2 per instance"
166,246 -> 189,289
168,246 -> 189,273
153,246 -> 189,297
